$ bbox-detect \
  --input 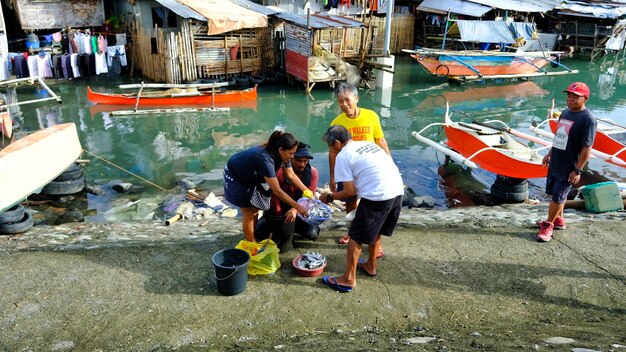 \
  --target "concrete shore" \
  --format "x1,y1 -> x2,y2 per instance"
1,203 -> 625,350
